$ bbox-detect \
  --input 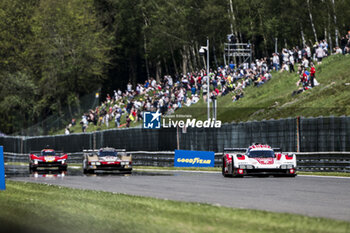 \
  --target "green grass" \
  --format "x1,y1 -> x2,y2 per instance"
297,171 -> 350,177
51,54 -> 350,135
55,116 -> 142,135
1,181 -> 349,233
176,54 -> 350,122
